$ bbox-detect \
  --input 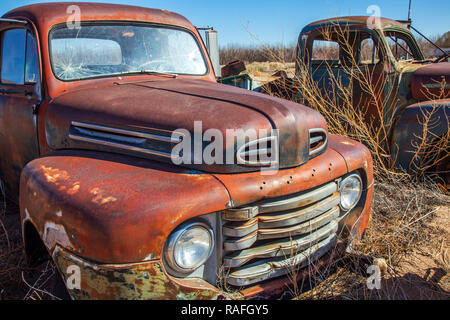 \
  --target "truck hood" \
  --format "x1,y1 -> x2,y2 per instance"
411,62 -> 450,101
45,78 -> 327,173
